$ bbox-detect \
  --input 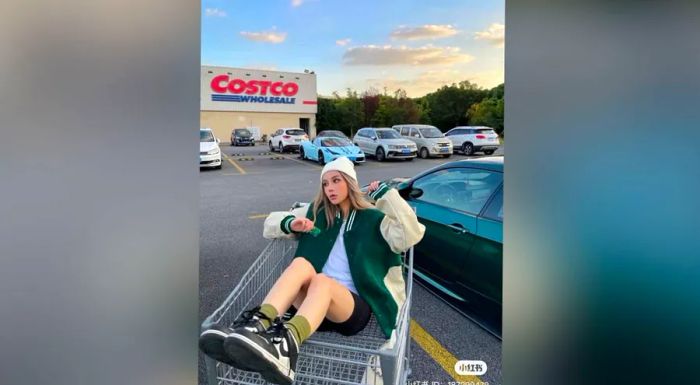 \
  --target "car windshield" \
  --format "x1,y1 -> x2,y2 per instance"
322,138 -> 352,147
319,130 -> 346,138
418,127 -> 444,138
286,129 -> 305,136
376,130 -> 401,139
235,129 -> 251,137
200,130 -> 215,142
476,129 -> 496,134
